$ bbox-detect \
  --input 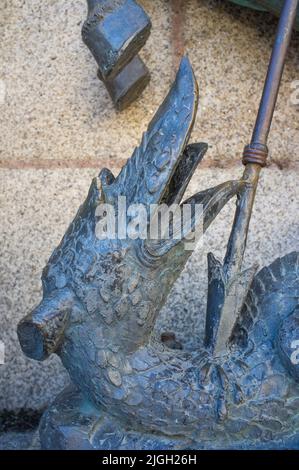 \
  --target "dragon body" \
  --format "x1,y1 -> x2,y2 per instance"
18,58 -> 299,448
